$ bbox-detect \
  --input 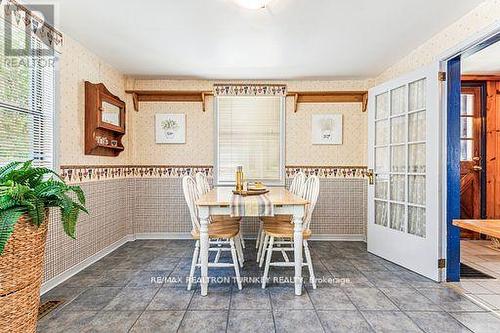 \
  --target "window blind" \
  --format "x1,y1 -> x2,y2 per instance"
0,16 -> 55,168
216,96 -> 284,185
